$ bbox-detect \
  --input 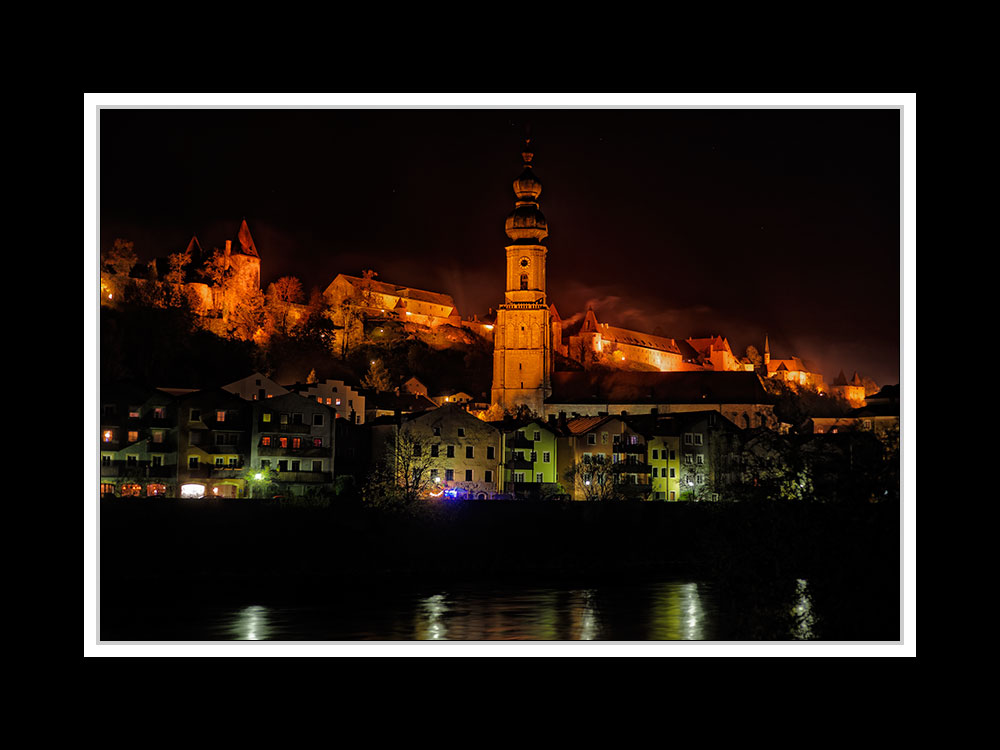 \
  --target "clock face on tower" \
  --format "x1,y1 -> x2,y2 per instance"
519,256 -> 530,269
